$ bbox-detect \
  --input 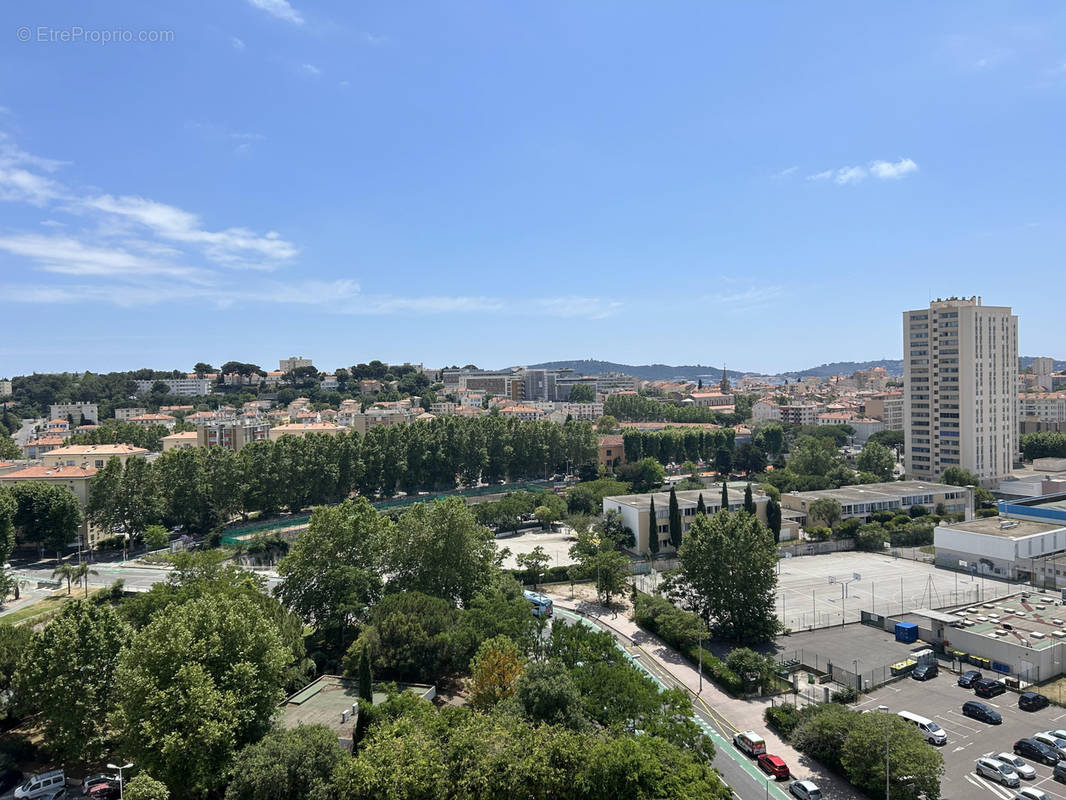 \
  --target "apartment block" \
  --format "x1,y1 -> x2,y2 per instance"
0,465 -> 99,547
864,392 -> 904,431
49,402 -> 99,425
197,418 -> 271,450
0,379 -> 11,397
162,431 -> 199,451
782,480 -> 972,528
133,376 -> 215,397
43,443 -> 150,469
1021,393 -> 1066,423
127,413 -> 177,430
114,407 -> 148,421
268,422 -> 346,440
279,356 -> 313,372
904,296 -> 1018,486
